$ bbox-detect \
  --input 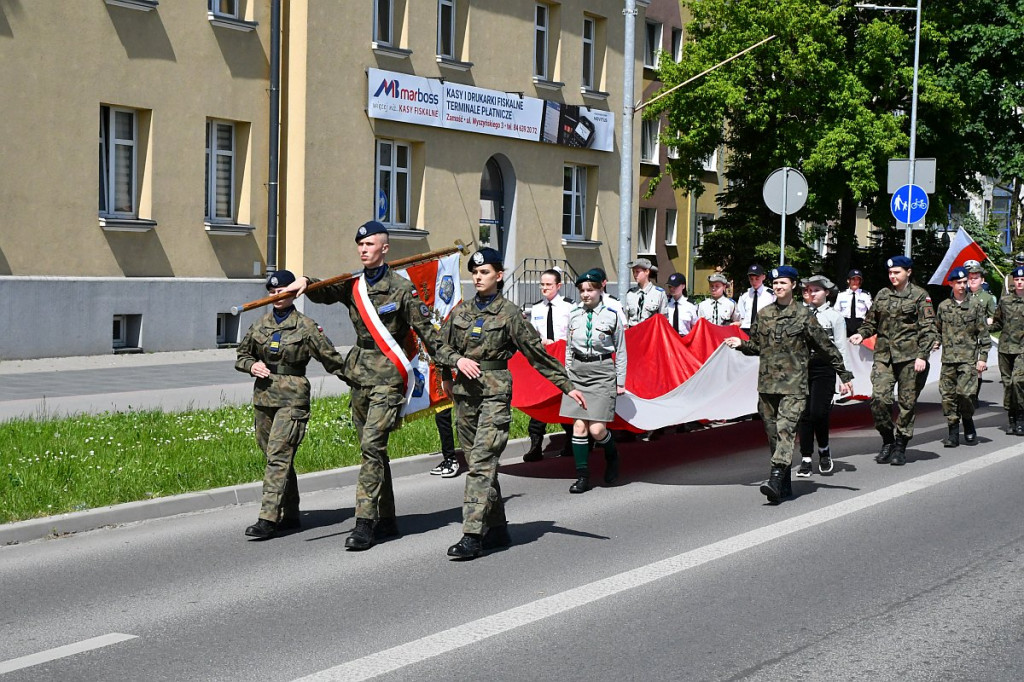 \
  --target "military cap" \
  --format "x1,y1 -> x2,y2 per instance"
666,272 -> 686,288
708,273 -> 729,285
1013,266 -> 1024,278
628,257 -> 654,270
771,265 -> 799,281
886,255 -> 913,269
847,269 -> 864,280
747,264 -> 765,276
947,266 -> 968,282
266,269 -> 296,290
468,247 -> 503,272
964,259 -> 984,274
801,274 -> 835,290
355,220 -> 389,243
575,268 -> 605,286
1014,252 -> 1024,266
